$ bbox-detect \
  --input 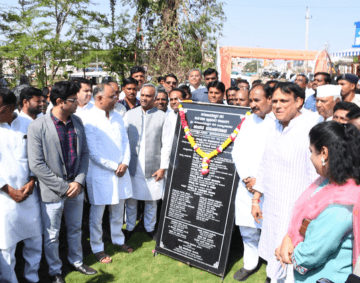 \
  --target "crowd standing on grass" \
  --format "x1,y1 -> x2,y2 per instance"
1,65 -> 360,283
